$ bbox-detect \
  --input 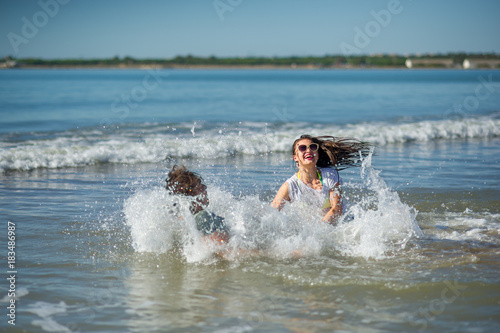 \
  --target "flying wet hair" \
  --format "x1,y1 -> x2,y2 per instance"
292,135 -> 372,170
165,165 -> 203,196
